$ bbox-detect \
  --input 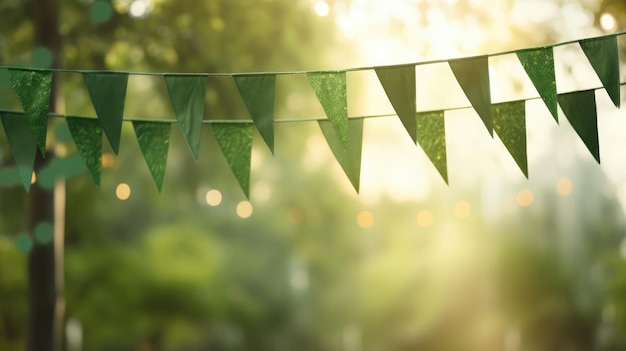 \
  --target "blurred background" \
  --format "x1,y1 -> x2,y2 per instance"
2,0 -> 626,350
